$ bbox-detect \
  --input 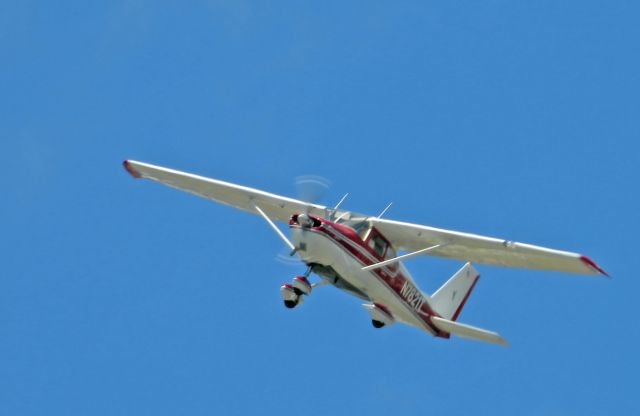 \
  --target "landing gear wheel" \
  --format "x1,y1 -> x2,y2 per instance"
372,320 -> 385,328
280,284 -> 303,309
